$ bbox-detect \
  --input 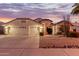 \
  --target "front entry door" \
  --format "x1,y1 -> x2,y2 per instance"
46,27 -> 52,35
